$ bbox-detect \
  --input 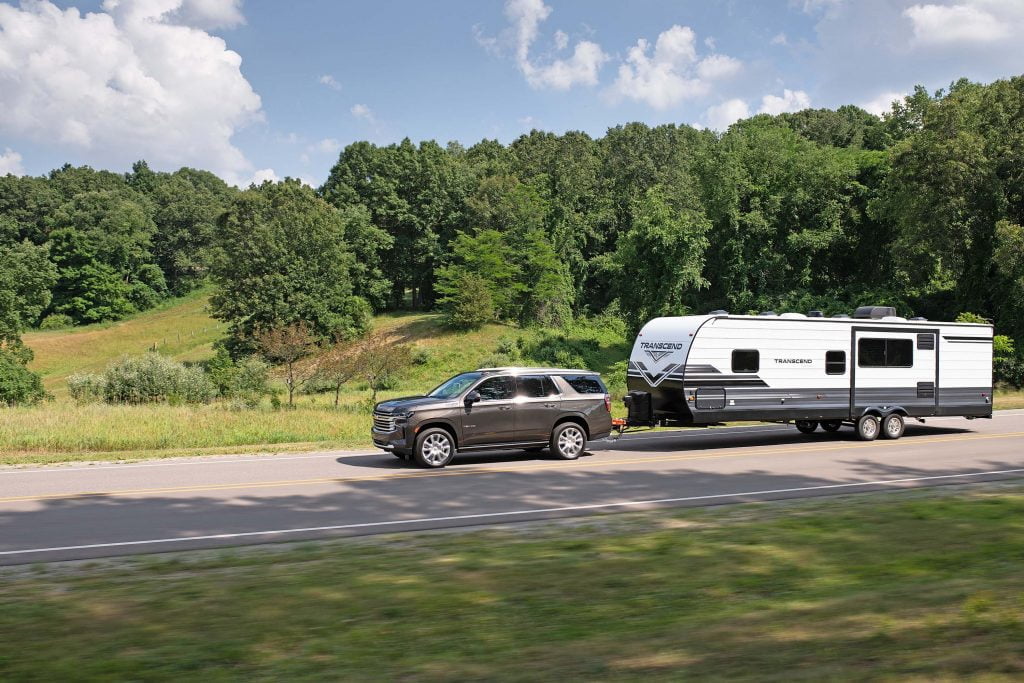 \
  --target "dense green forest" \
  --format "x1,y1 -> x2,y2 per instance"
2,76 -> 1023,404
